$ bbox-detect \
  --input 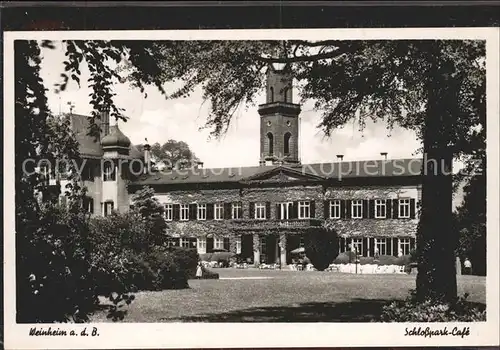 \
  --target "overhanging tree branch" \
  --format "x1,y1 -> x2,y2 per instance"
256,50 -> 348,64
